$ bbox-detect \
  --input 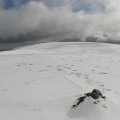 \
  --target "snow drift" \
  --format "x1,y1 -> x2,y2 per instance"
0,42 -> 120,120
